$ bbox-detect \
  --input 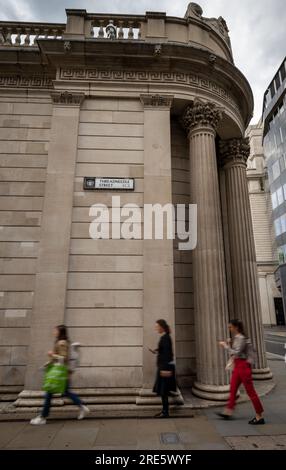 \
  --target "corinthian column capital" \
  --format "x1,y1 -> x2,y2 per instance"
219,137 -> 250,168
140,94 -> 174,109
181,99 -> 223,135
51,90 -> 85,106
